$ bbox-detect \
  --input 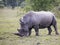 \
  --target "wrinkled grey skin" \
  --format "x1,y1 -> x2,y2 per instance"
17,11 -> 59,37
